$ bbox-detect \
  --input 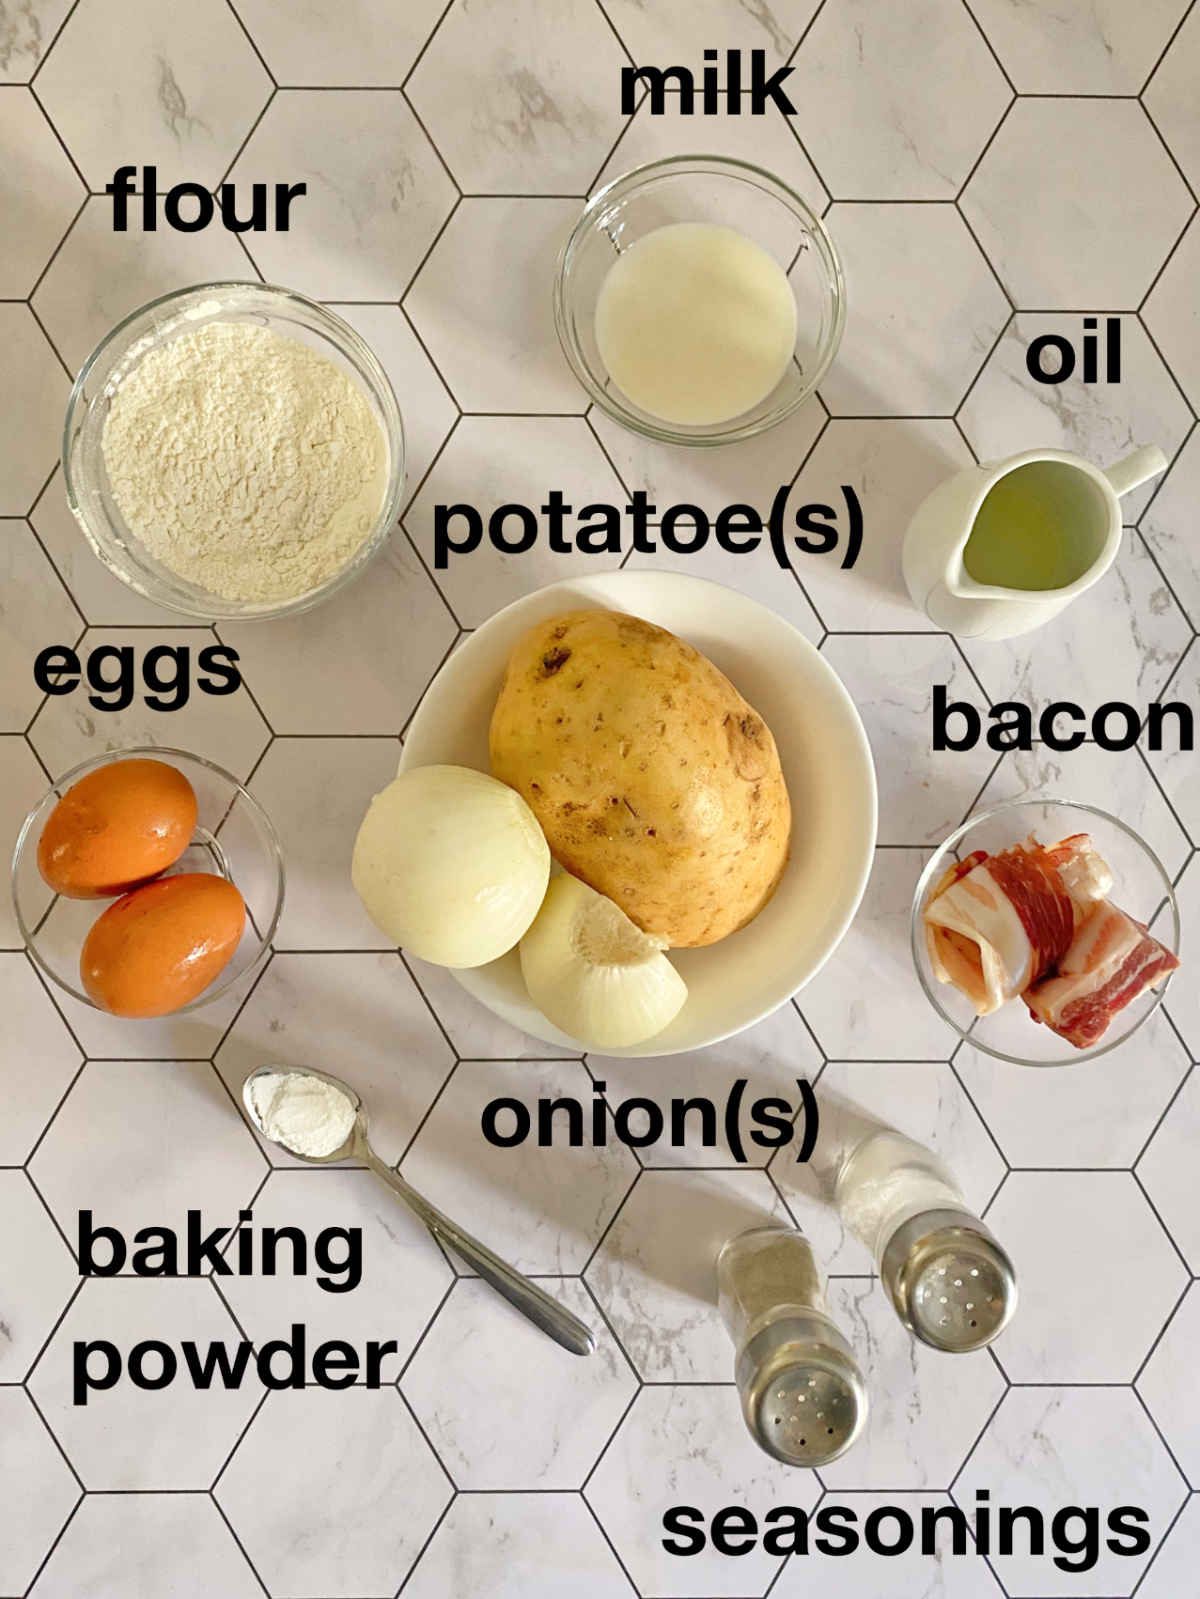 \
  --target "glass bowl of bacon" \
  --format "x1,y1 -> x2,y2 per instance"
912,799 -> 1180,1066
